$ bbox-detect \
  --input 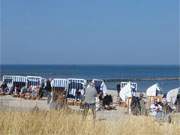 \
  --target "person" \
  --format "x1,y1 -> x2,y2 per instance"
39,82 -> 45,99
83,82 -> 98,120
116,84 -> 121,97
139,93 -> 147,115
20,85 -> 27,95
130,96 -> 141,115
150,99 -> 162,118
0,82 -> 8,94
102,94 -> 113,109
75,88 -> 81,101
14,85 -> 20,95
45,79 -> 52,104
